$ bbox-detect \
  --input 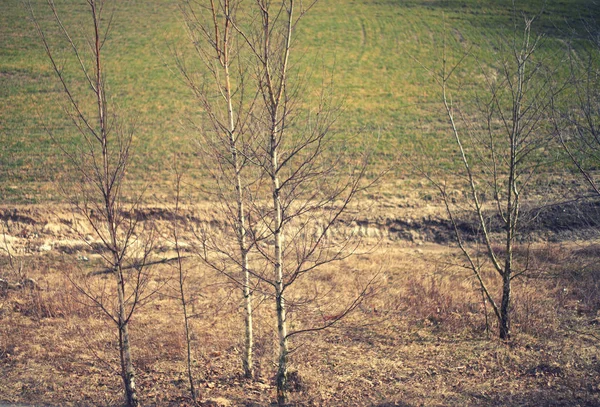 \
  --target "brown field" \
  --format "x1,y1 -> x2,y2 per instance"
1,195 -> 600,407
